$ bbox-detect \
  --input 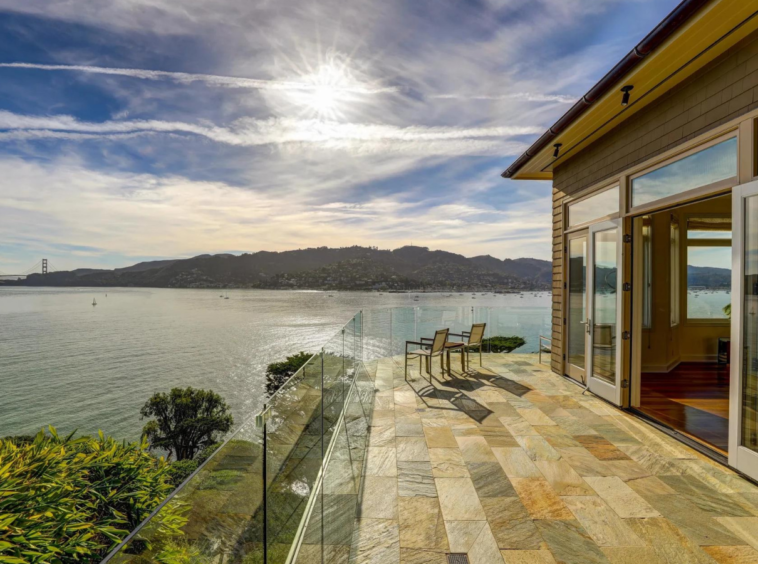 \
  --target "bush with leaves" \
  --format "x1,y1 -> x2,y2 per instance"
0,427 -> 175,564
265,351 -> 312,395
469,335 -> 526,353
165,441 -> 223,486
141,388 -> 233,461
